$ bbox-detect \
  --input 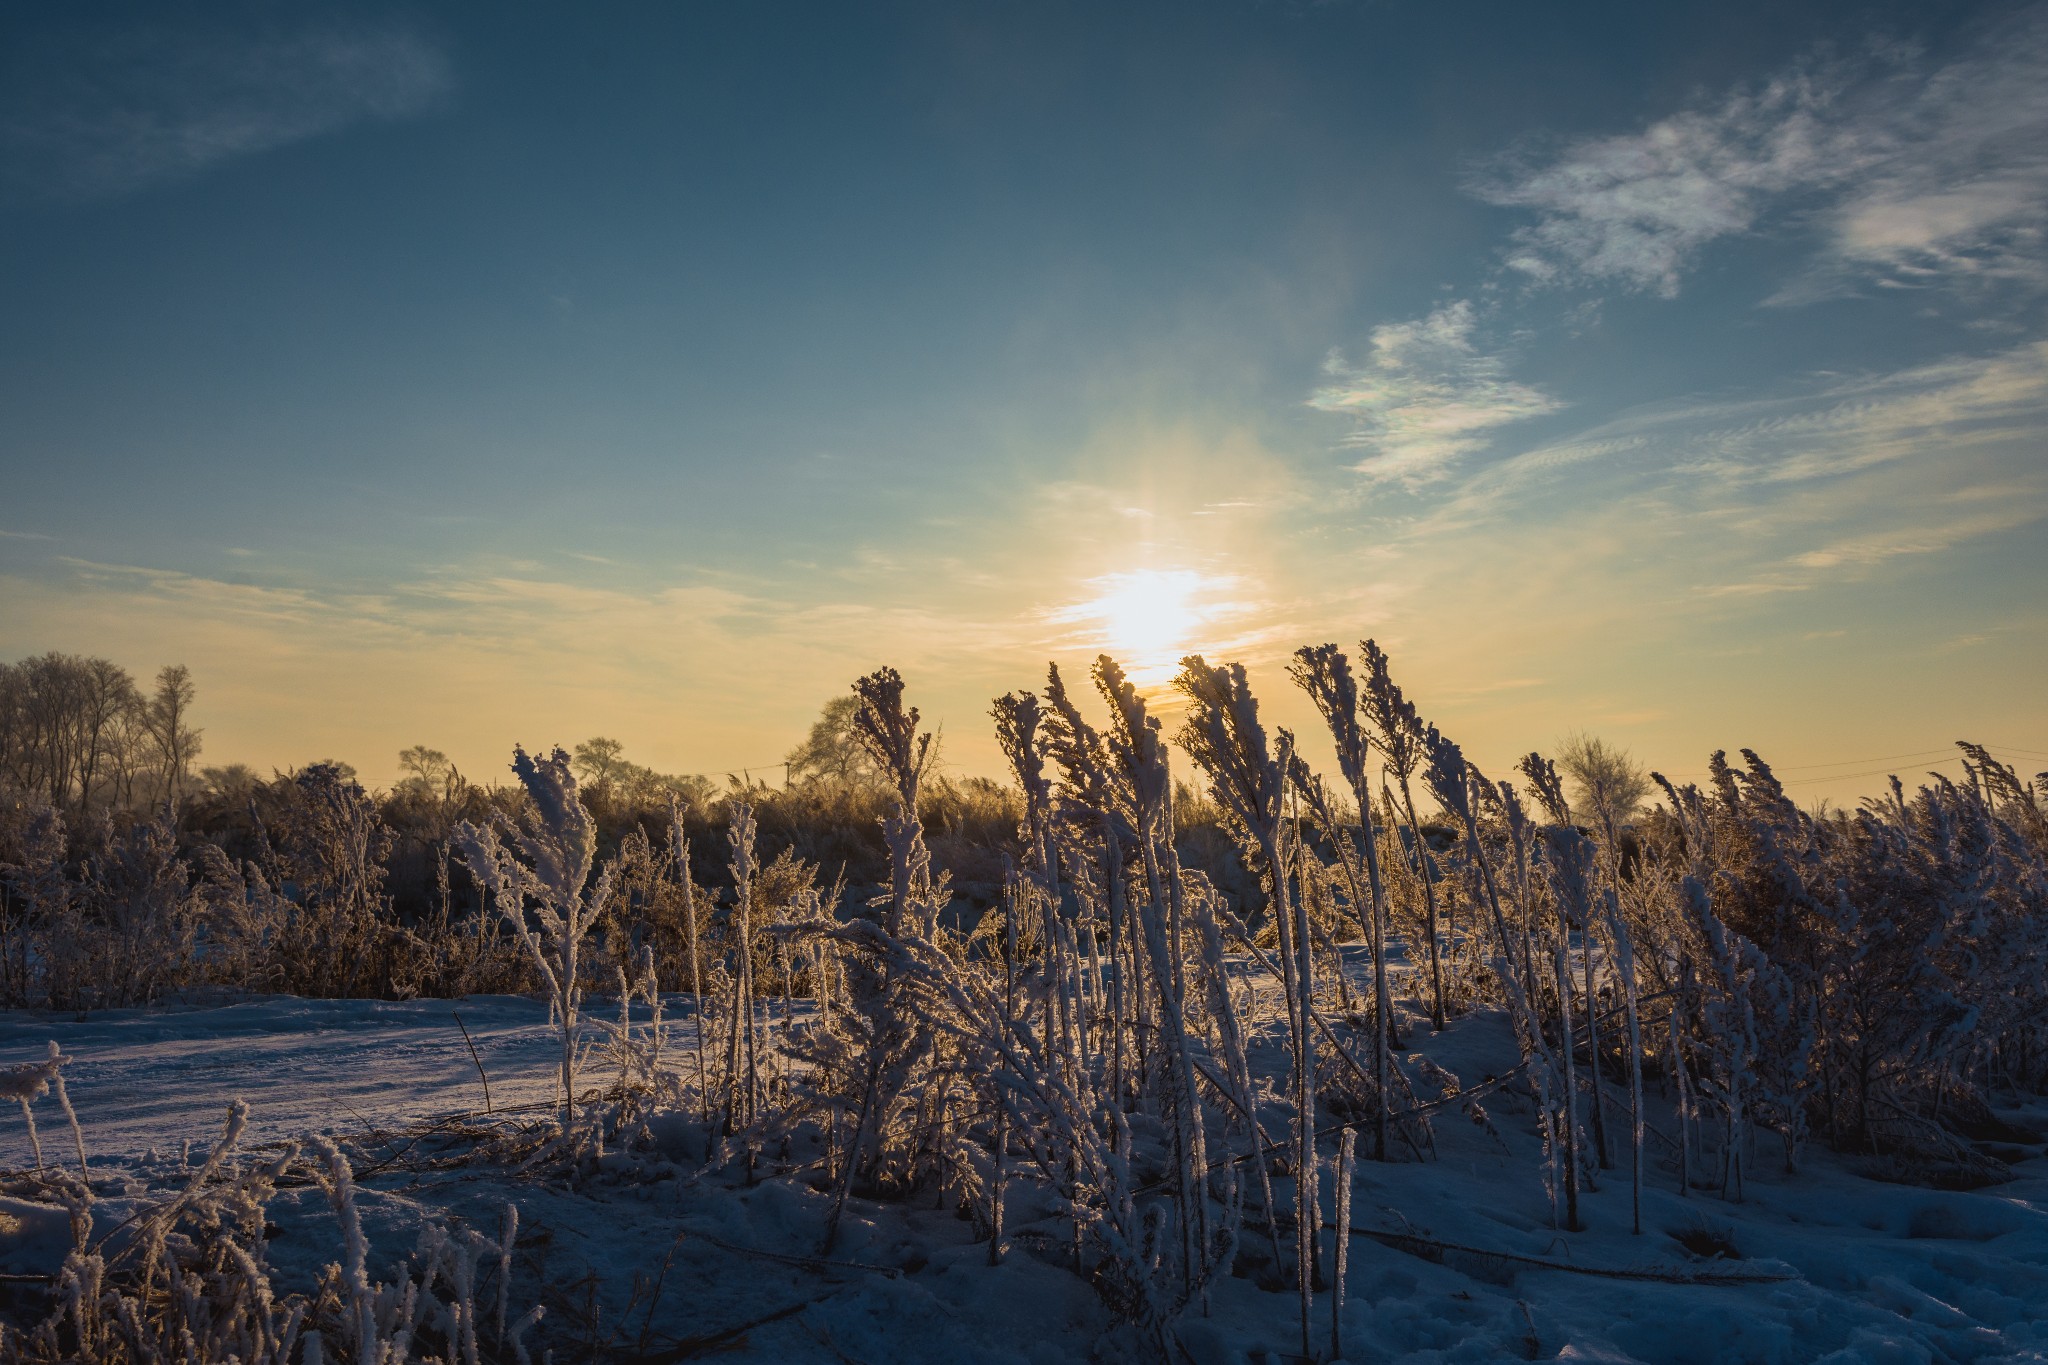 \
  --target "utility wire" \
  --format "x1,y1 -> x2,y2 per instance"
1773,747 -> 1966,770
1655,743 -> 2045,782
